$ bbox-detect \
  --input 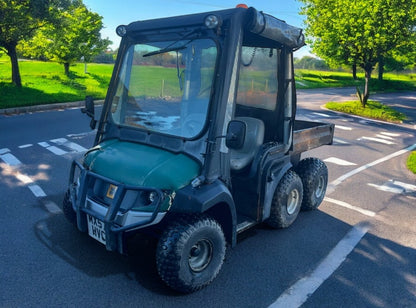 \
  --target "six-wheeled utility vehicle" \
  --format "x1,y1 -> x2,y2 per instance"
63,6 -> 334,293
